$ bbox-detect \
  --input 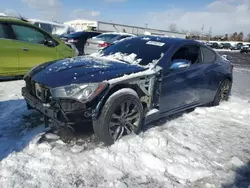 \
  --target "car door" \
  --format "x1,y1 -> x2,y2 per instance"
199,46 -> 222,103
10,24 -> 57,75
159,44 -> 209,113
0,22 -> 19,76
